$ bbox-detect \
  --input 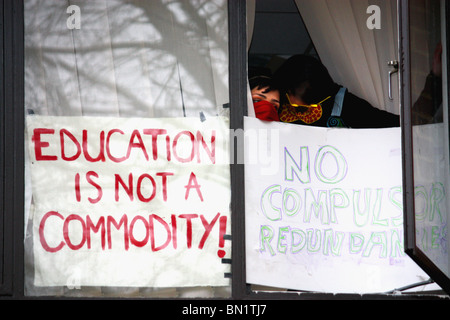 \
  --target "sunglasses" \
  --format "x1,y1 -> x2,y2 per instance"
286,94 -> 331,108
